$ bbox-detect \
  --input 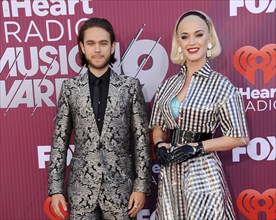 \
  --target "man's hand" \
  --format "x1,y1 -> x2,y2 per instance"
170,142 -> 205,163
51,194 -> 67,219
128,192 -> 146,218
